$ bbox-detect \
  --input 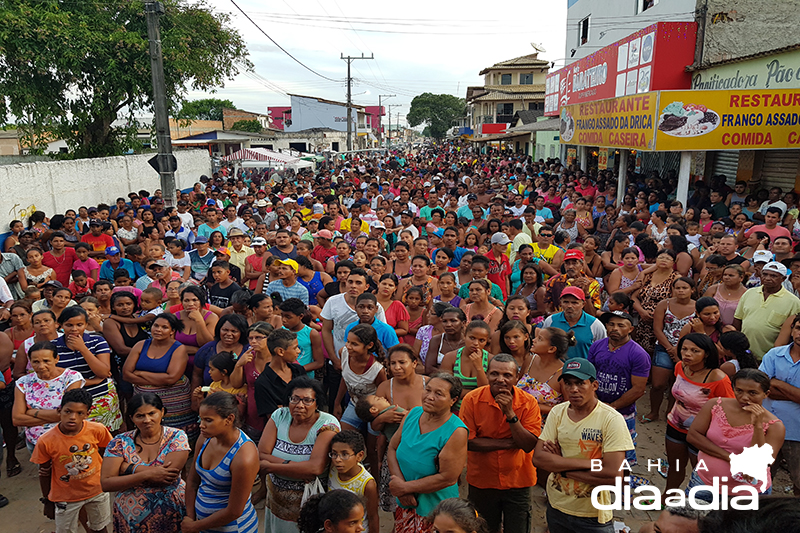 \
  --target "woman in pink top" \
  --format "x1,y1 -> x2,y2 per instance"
687,369 -> 785,499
